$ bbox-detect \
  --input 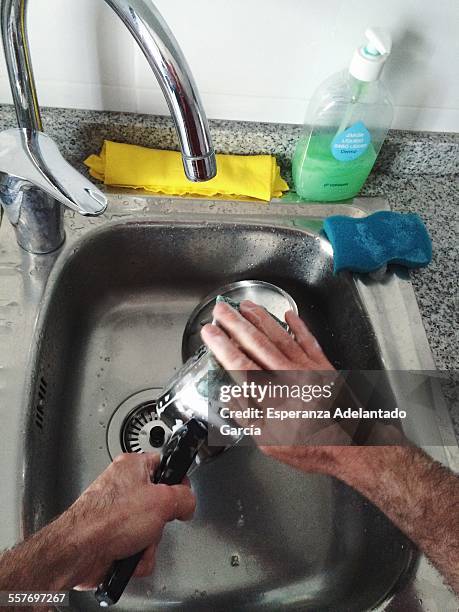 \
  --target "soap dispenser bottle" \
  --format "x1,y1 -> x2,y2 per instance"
292,28 -> 393,201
